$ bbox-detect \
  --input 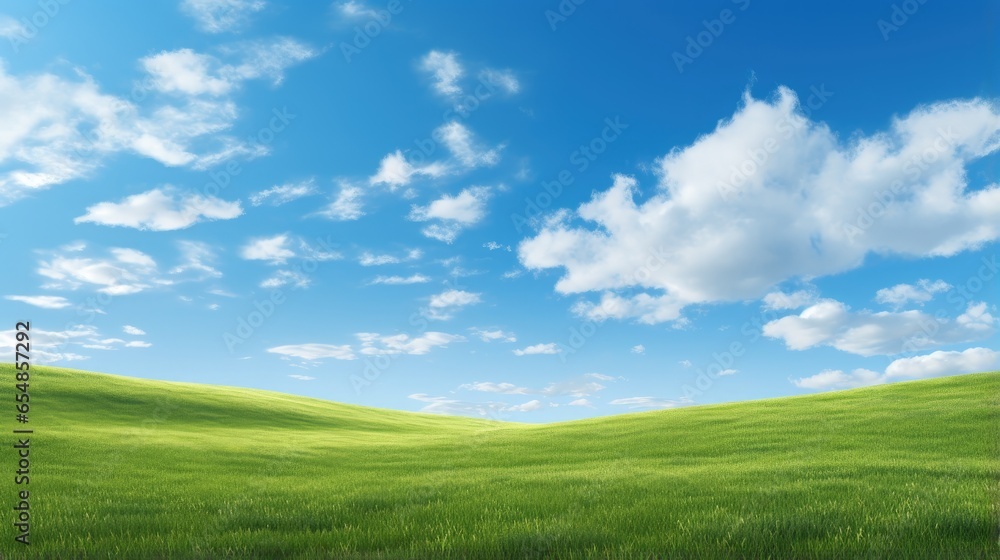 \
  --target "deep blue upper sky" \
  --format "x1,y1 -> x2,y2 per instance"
0,0 -> 997,421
